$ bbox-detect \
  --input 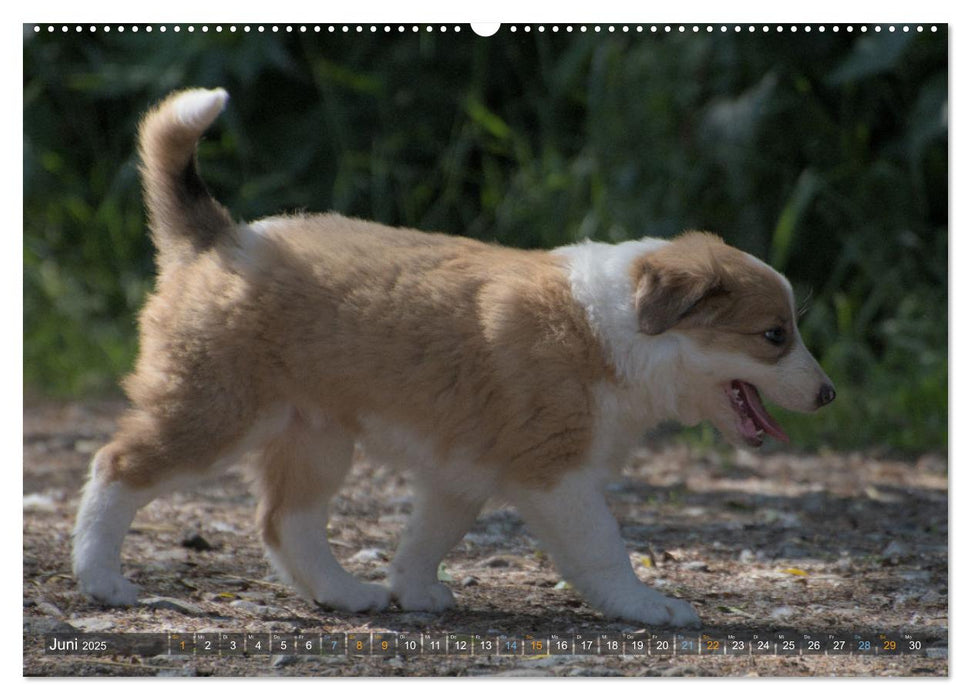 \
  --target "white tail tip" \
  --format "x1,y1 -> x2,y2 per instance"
174,87 -> 229,130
